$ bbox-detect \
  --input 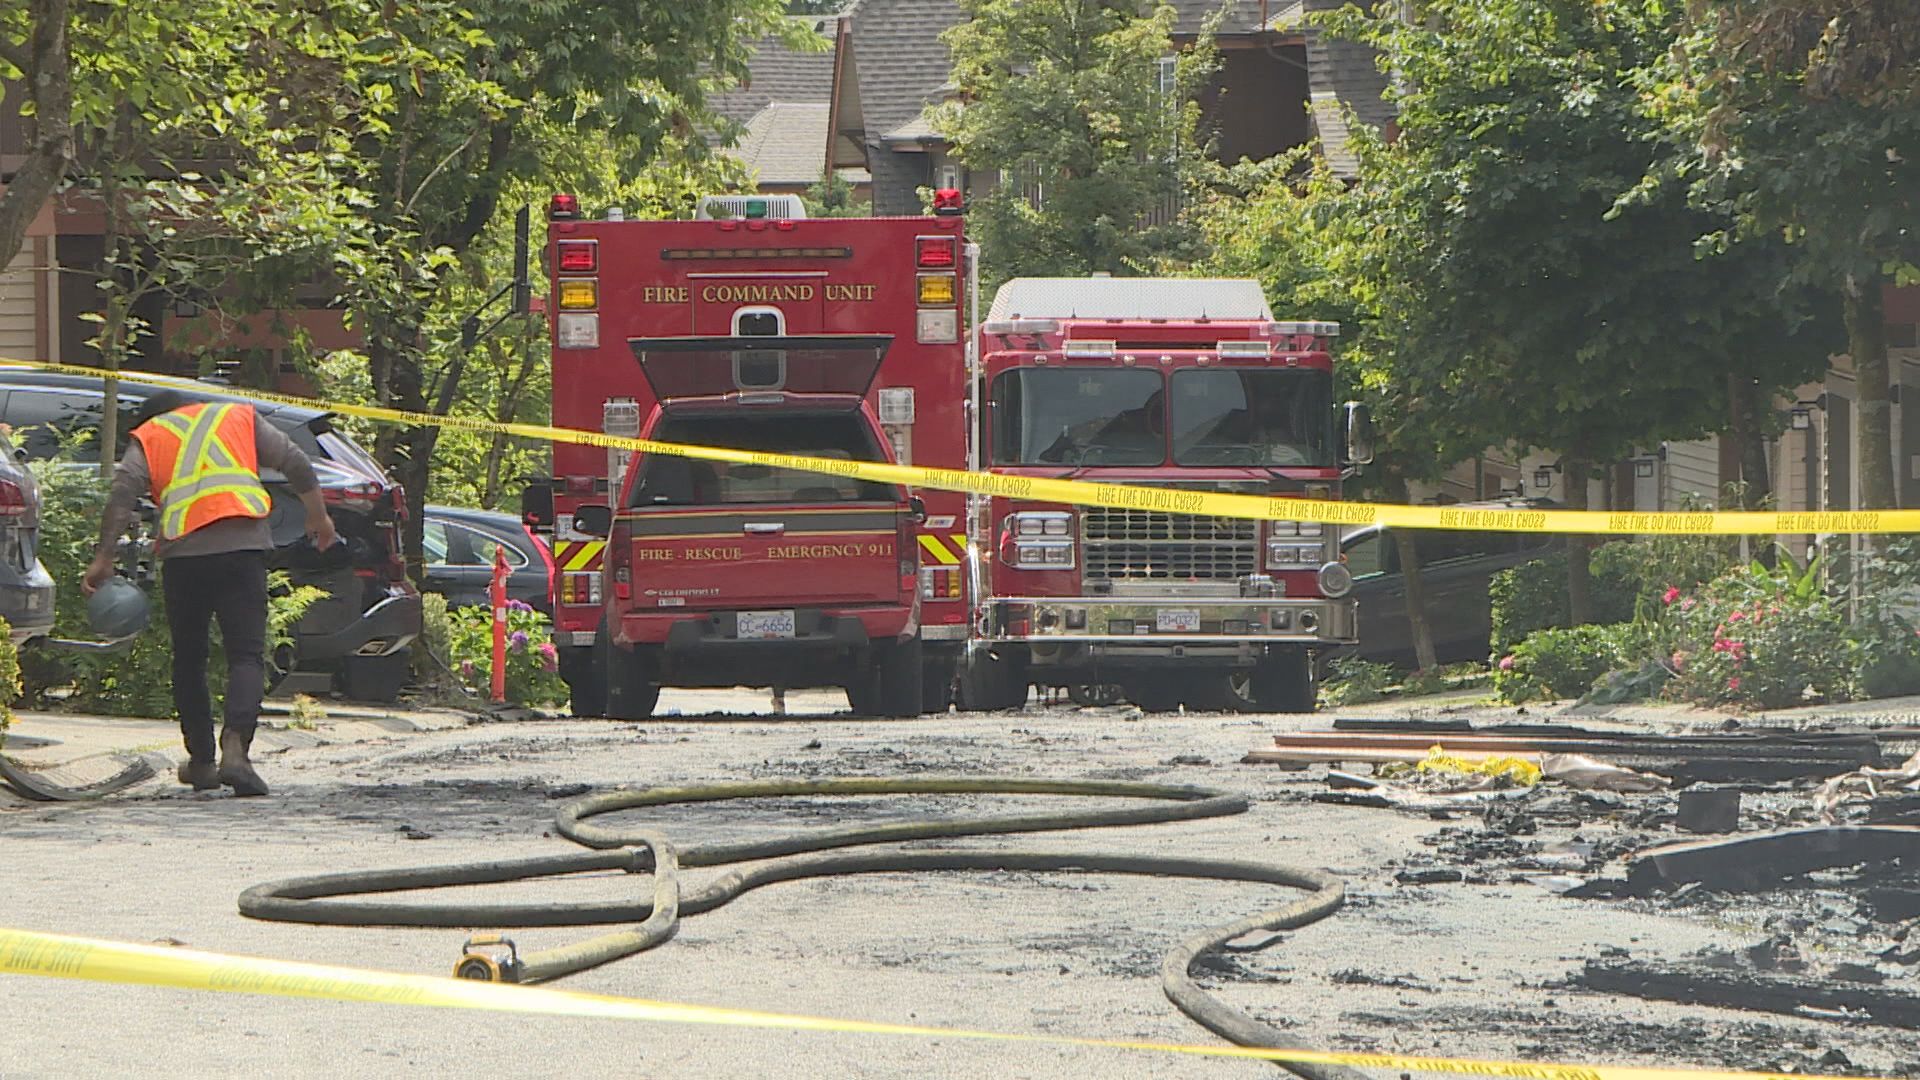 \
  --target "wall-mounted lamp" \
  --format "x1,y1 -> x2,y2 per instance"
1634,458 -> 1656,479
1790,406 -> 1812,430
1532,465 -> 1559,490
